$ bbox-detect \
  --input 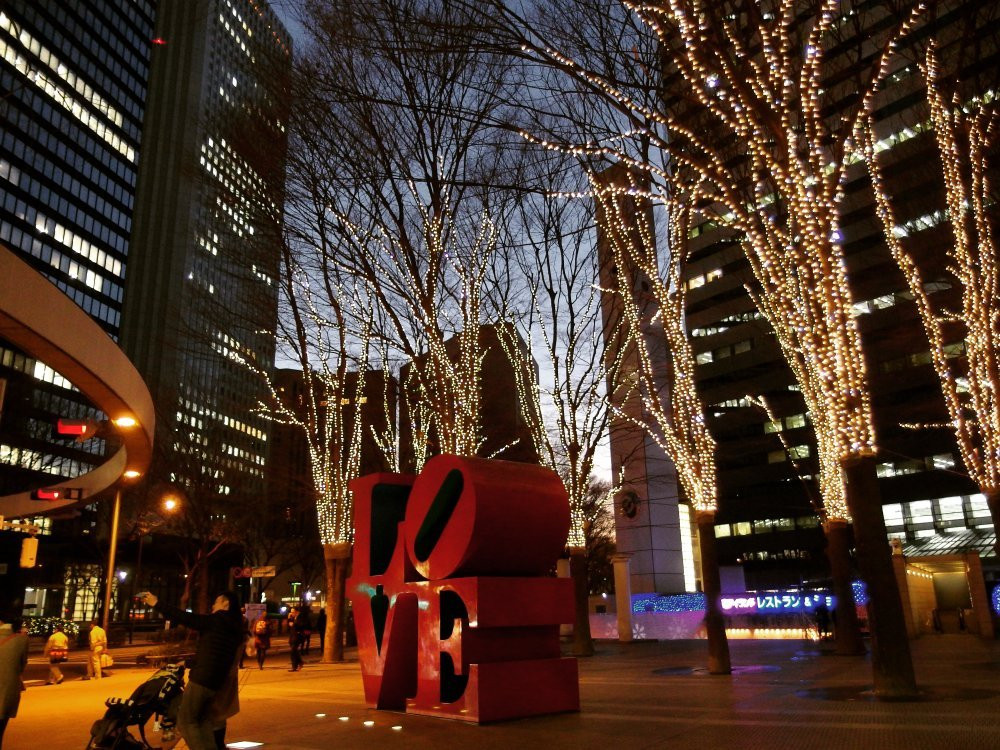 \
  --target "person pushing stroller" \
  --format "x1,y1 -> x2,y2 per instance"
86,663 -> 185,749
138,590 -> 243,750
